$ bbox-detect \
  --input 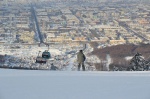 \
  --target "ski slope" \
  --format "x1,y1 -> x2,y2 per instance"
0,69 -> 150,99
